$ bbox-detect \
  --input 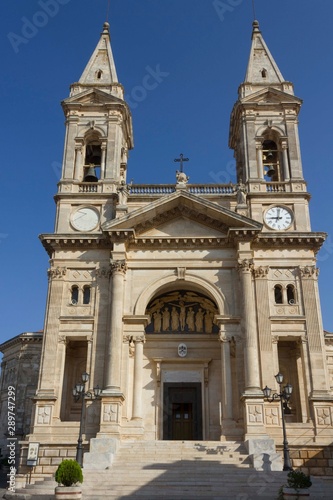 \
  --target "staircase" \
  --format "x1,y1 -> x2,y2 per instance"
7,441 -> 333,499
